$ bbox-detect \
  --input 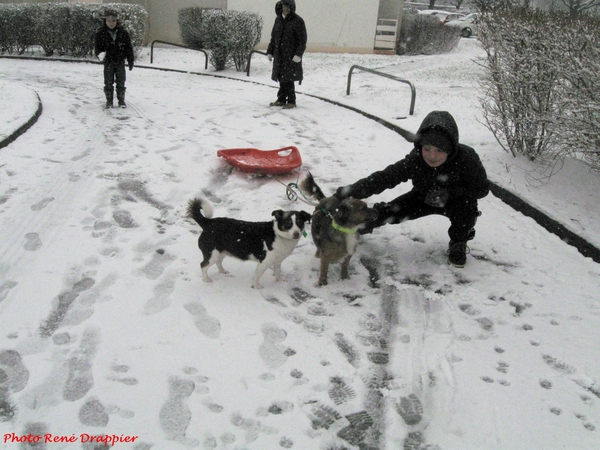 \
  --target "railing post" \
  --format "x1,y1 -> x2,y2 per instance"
346,65 -> 356,96
346,64 -> 416,115
246,50 -> 267,77
150,40 -> 208,70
